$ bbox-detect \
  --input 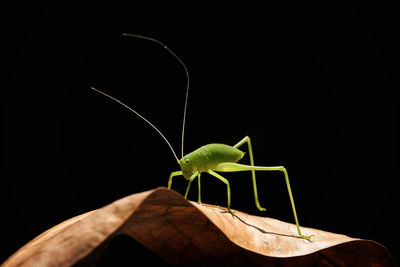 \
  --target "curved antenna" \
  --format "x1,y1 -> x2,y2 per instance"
91,87 -> 179,162
122,33 -> 190,158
